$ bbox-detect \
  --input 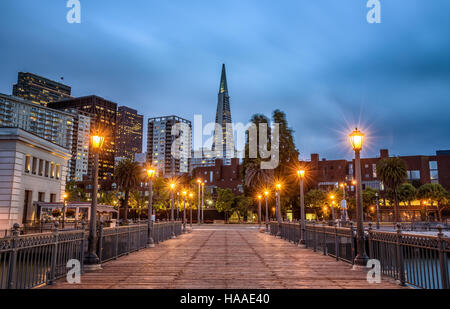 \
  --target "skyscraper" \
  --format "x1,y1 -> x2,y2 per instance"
115,106 -> 143,160
147,115 -> 191,177
212,64 -> 235,165
12,72 -> 72,106
48,95 -> 117,180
